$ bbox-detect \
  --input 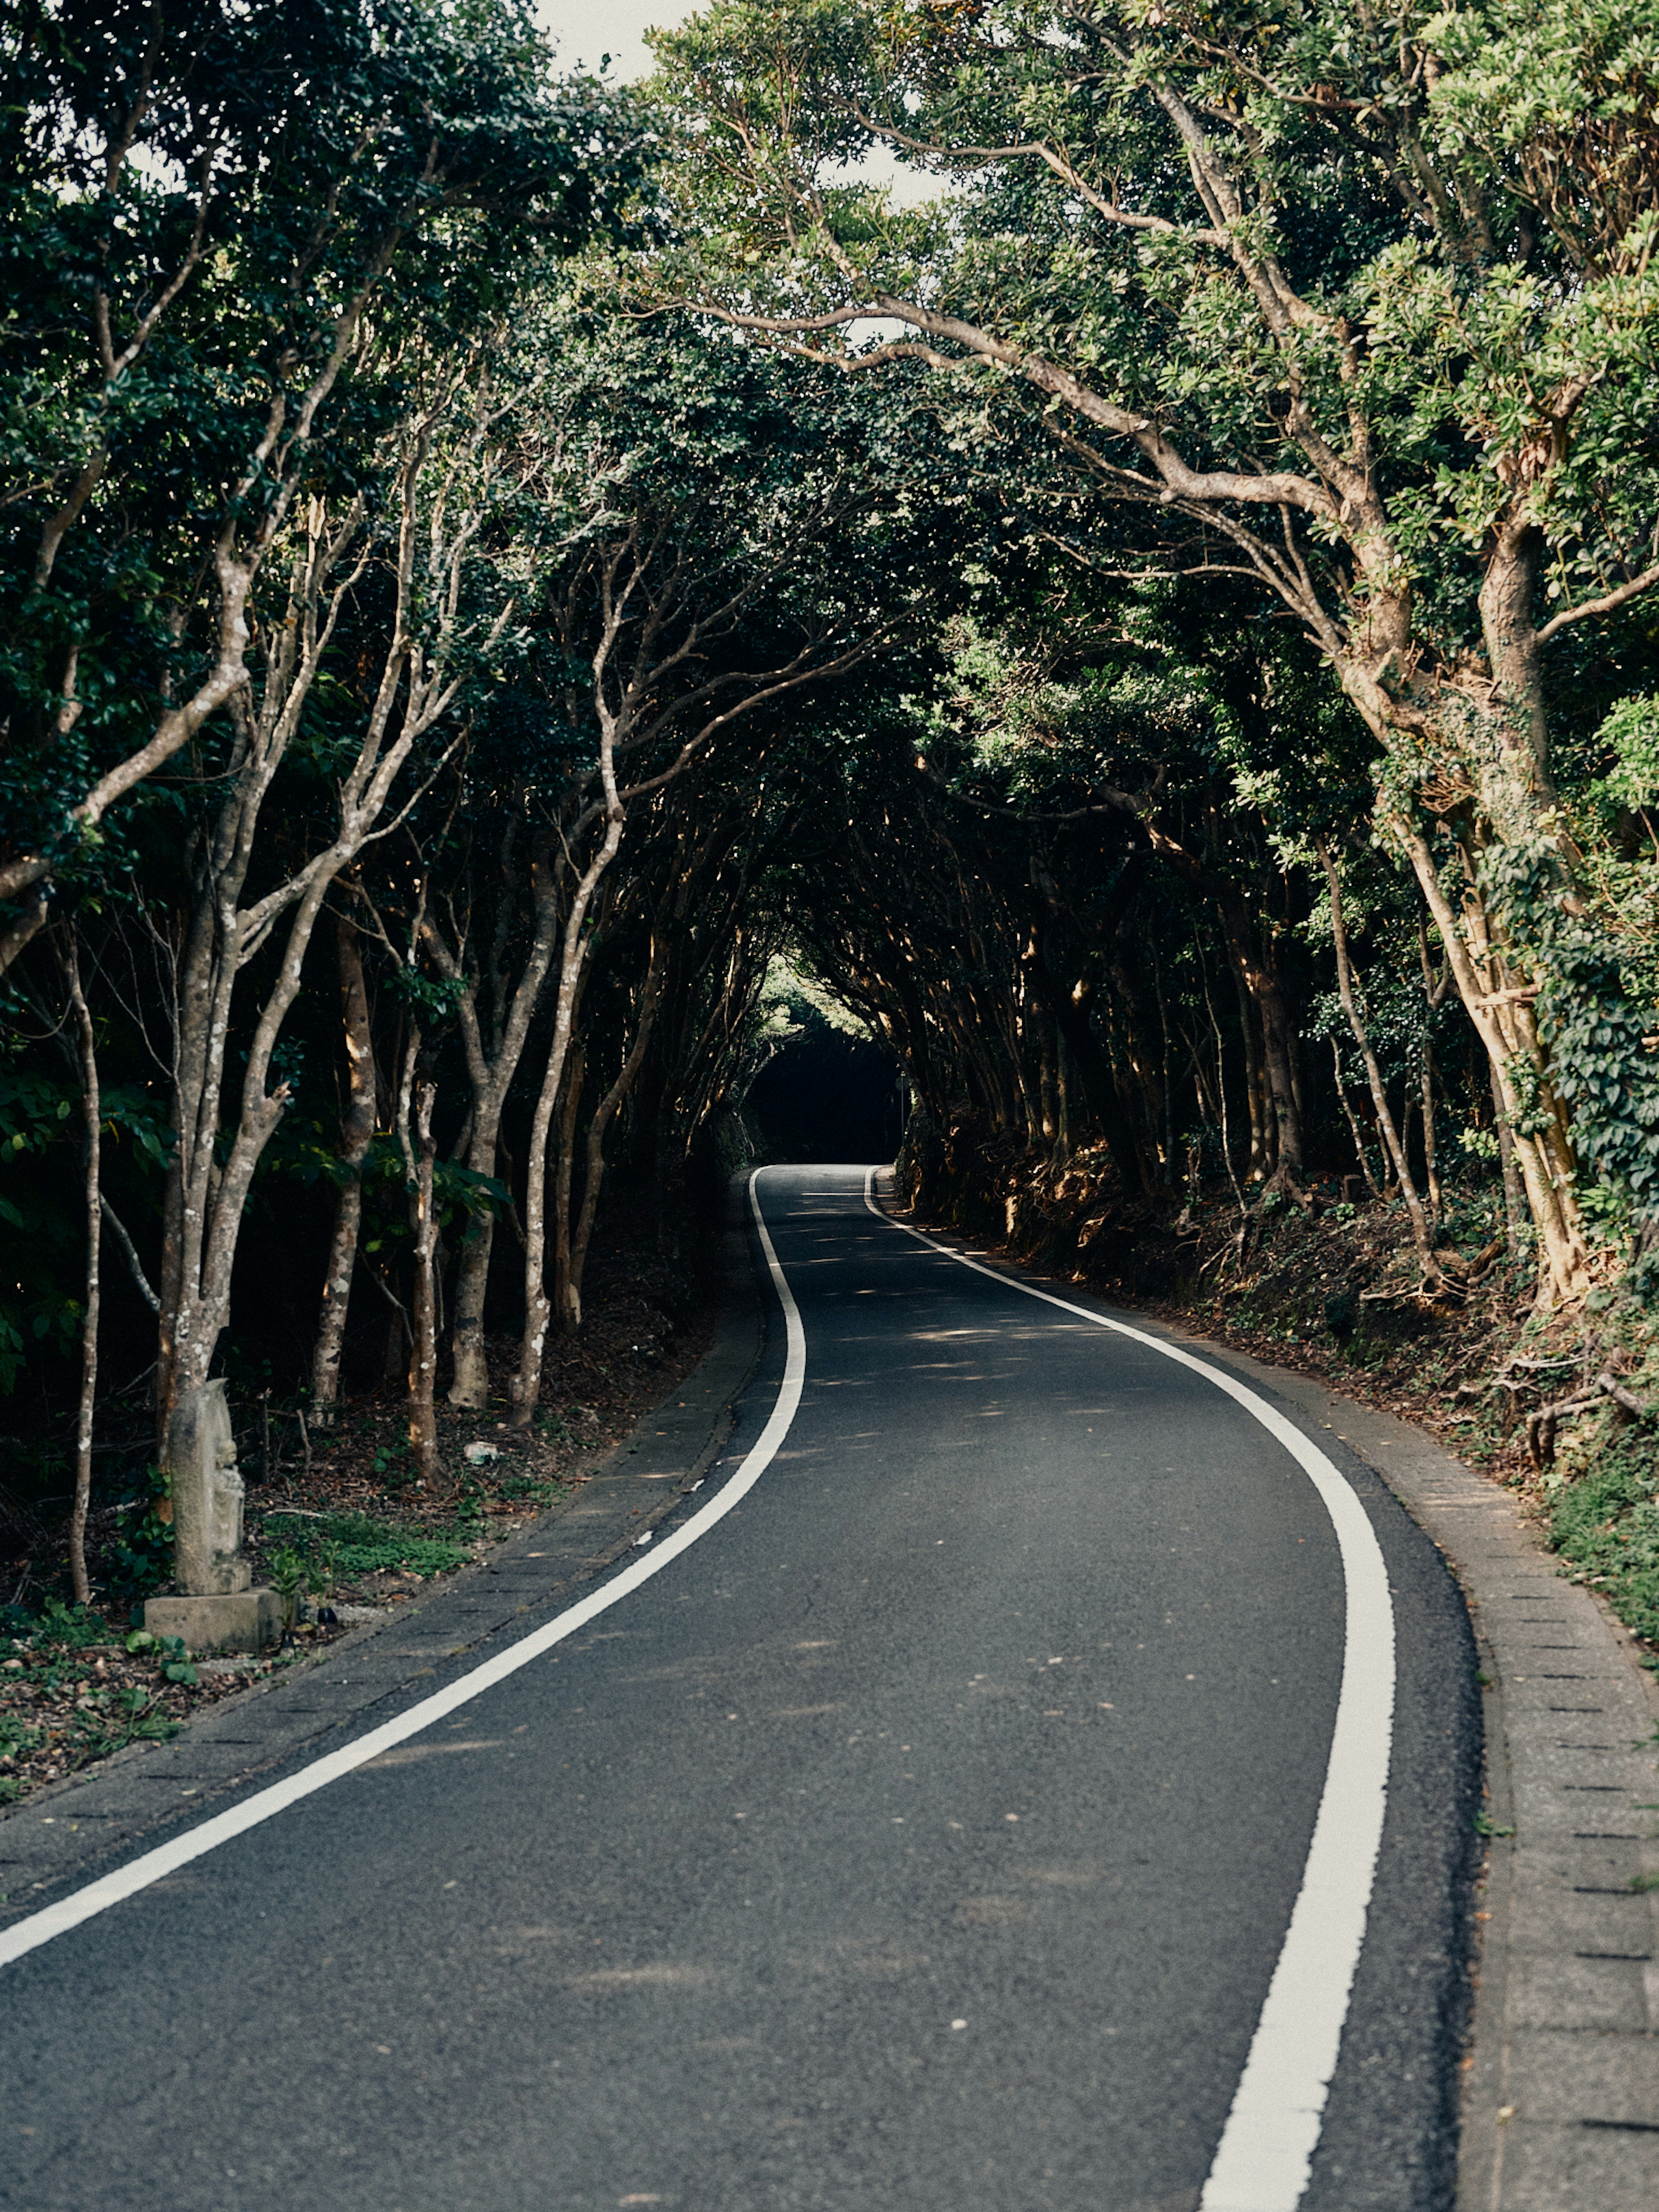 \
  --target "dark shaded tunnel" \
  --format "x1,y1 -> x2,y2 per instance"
743,1025 -> 904,1163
